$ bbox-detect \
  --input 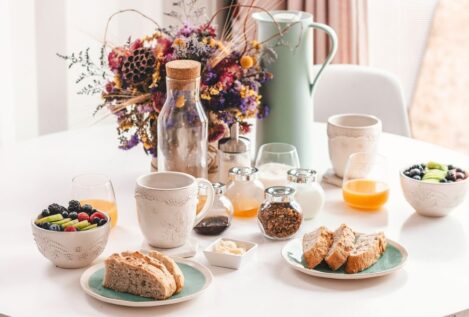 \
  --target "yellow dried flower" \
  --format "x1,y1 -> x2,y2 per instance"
209,86 -> 220,95
201,91 -> 211,100
240,55 -> 254,69
209,38 -> 217,48
114,74 -> 122,89
251,40 -> 261,50
173,38 -> 185,47
175,95 -> 186,108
